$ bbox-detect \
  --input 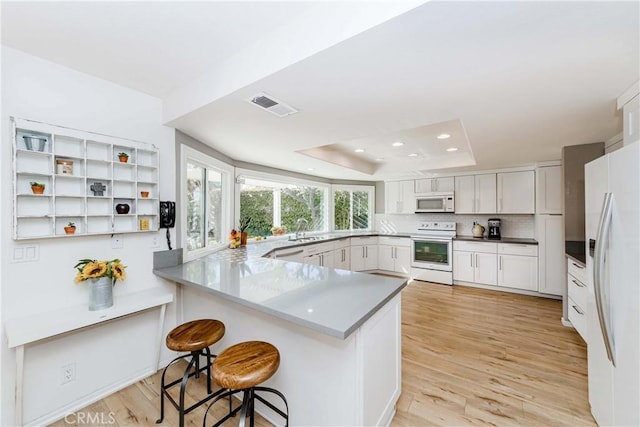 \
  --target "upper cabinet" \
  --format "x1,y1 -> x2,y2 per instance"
617,81 -> 639,146
536,165 -> 562,214
497,171 -> 535,214
415,177 -> 454,194
454,173 -> 496,214
12,117 -> 160,240
385,180 -> 415,214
